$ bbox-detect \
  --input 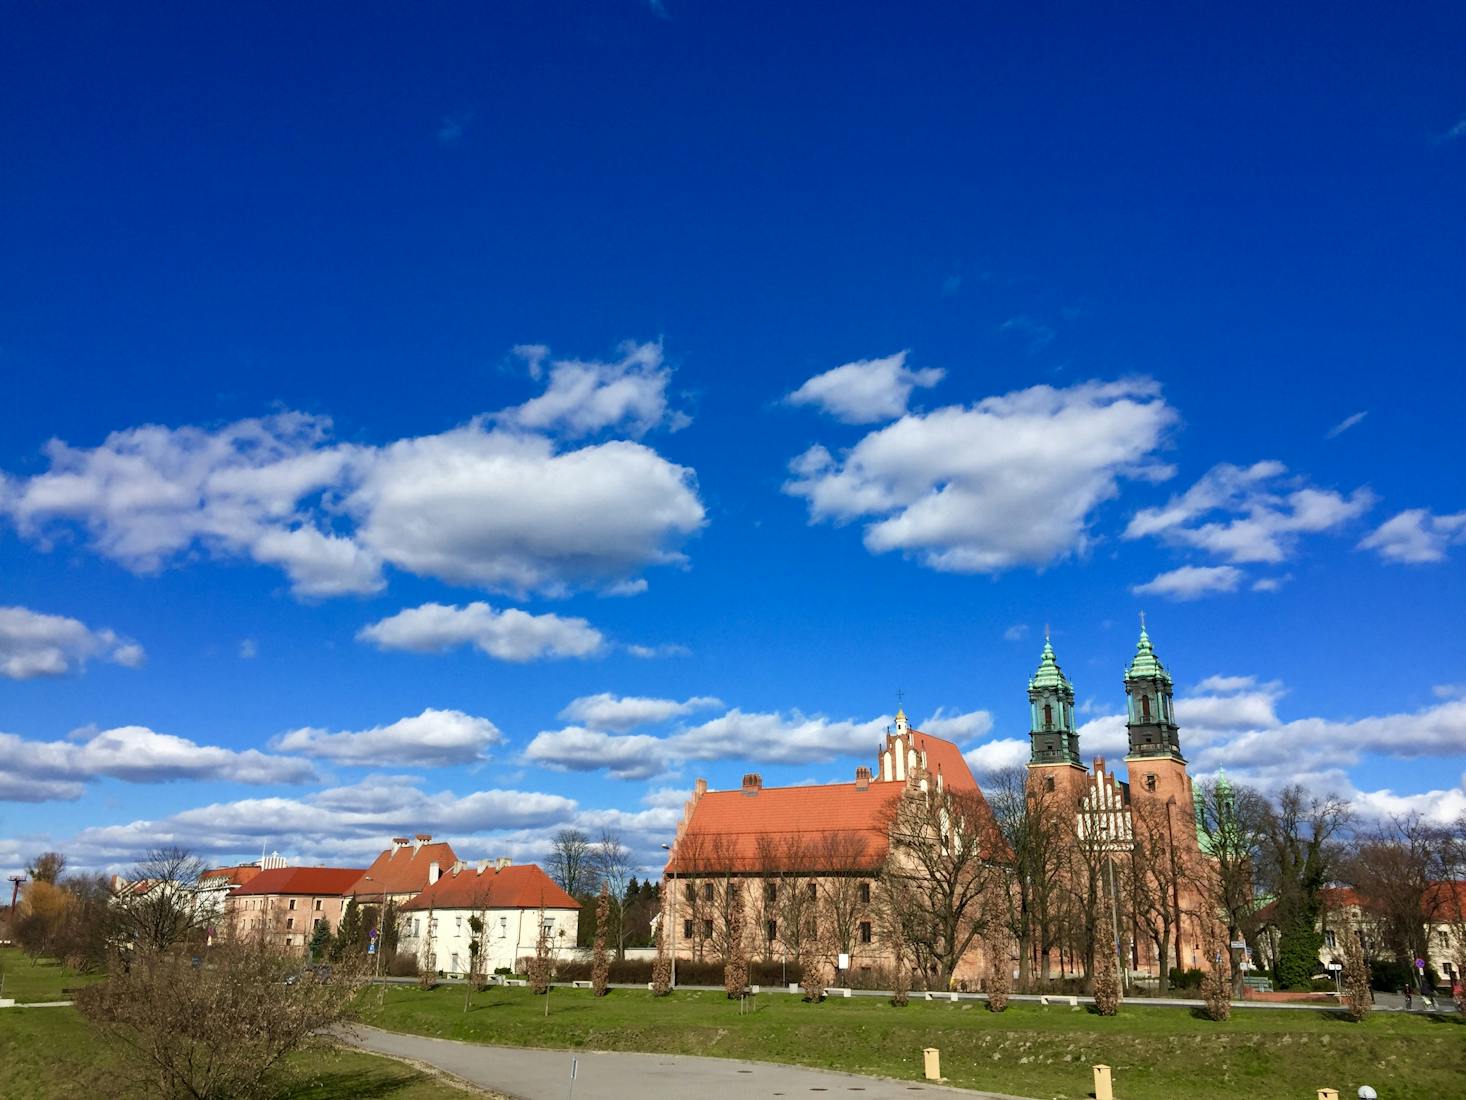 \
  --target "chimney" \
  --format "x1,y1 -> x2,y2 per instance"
428,860 -> 440,884
495,857 -> 511,871
415,833 -> 432,842
694,777 -> 708,796
854,766 -> 872,791
741,773 -> 762,795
